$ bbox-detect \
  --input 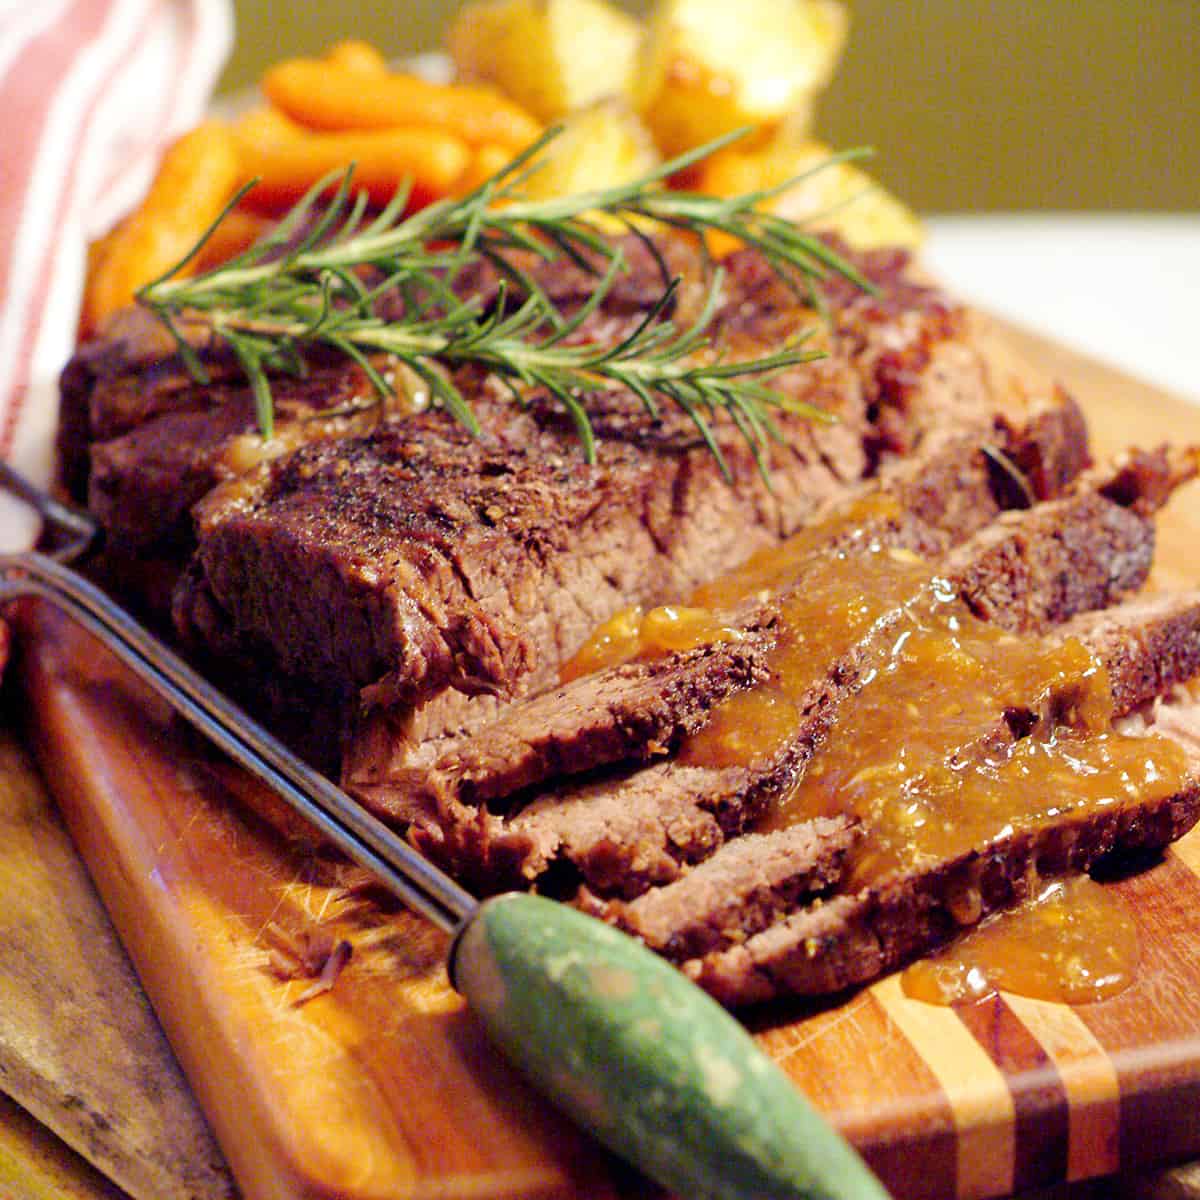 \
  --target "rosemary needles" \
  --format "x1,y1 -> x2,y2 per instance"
136,130 -> 869,476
